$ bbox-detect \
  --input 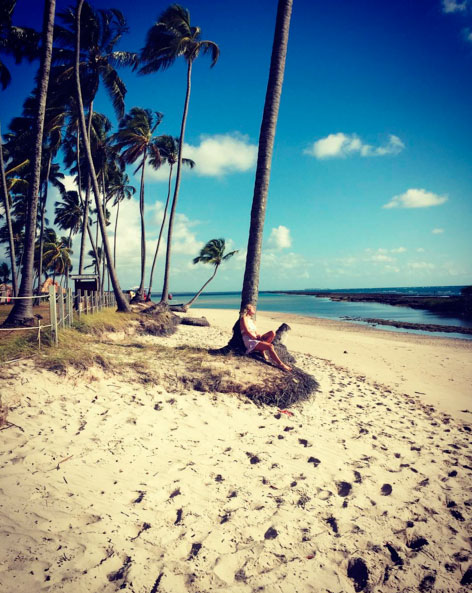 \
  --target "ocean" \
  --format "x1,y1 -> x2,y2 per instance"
151,286 -> 472,340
